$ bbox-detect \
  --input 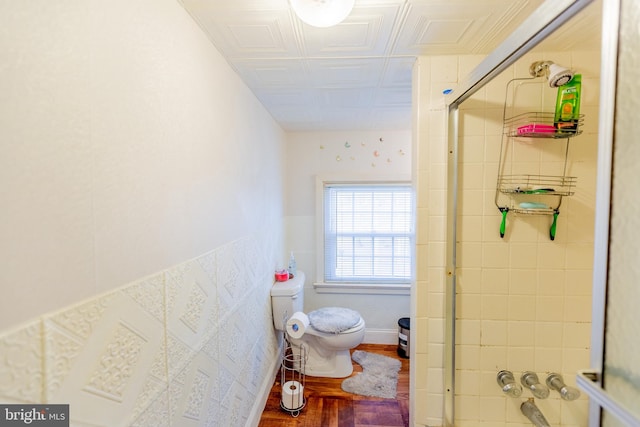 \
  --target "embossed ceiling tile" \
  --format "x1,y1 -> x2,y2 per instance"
272,107 -> 321,125
273,112 -> 325,131
284,120 -> 359,131
319,107 -> 371,125
301,3 -> 402,57
255,89 -> 319,121
369,107 -> 413,129
178,0 -> 563,130
319,87 -> 376,108
231,58 -> 309,88
165,260 -> 219,351
382,57 -> 417,87
0,320 -> 43,403
374,86 -> 413,107
44,287 -> 167,425
394,0 -> 542,55
307,58 -> 385,88
186,5 -> 300,59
